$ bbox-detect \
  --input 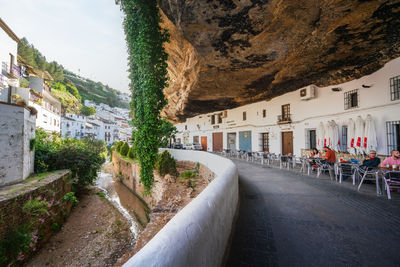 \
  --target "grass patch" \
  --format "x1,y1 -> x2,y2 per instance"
117,152 -> 139,164
97,192 -> 105,198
